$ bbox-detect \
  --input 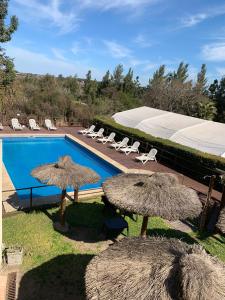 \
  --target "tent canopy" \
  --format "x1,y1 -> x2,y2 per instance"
112,107 -> 225,157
